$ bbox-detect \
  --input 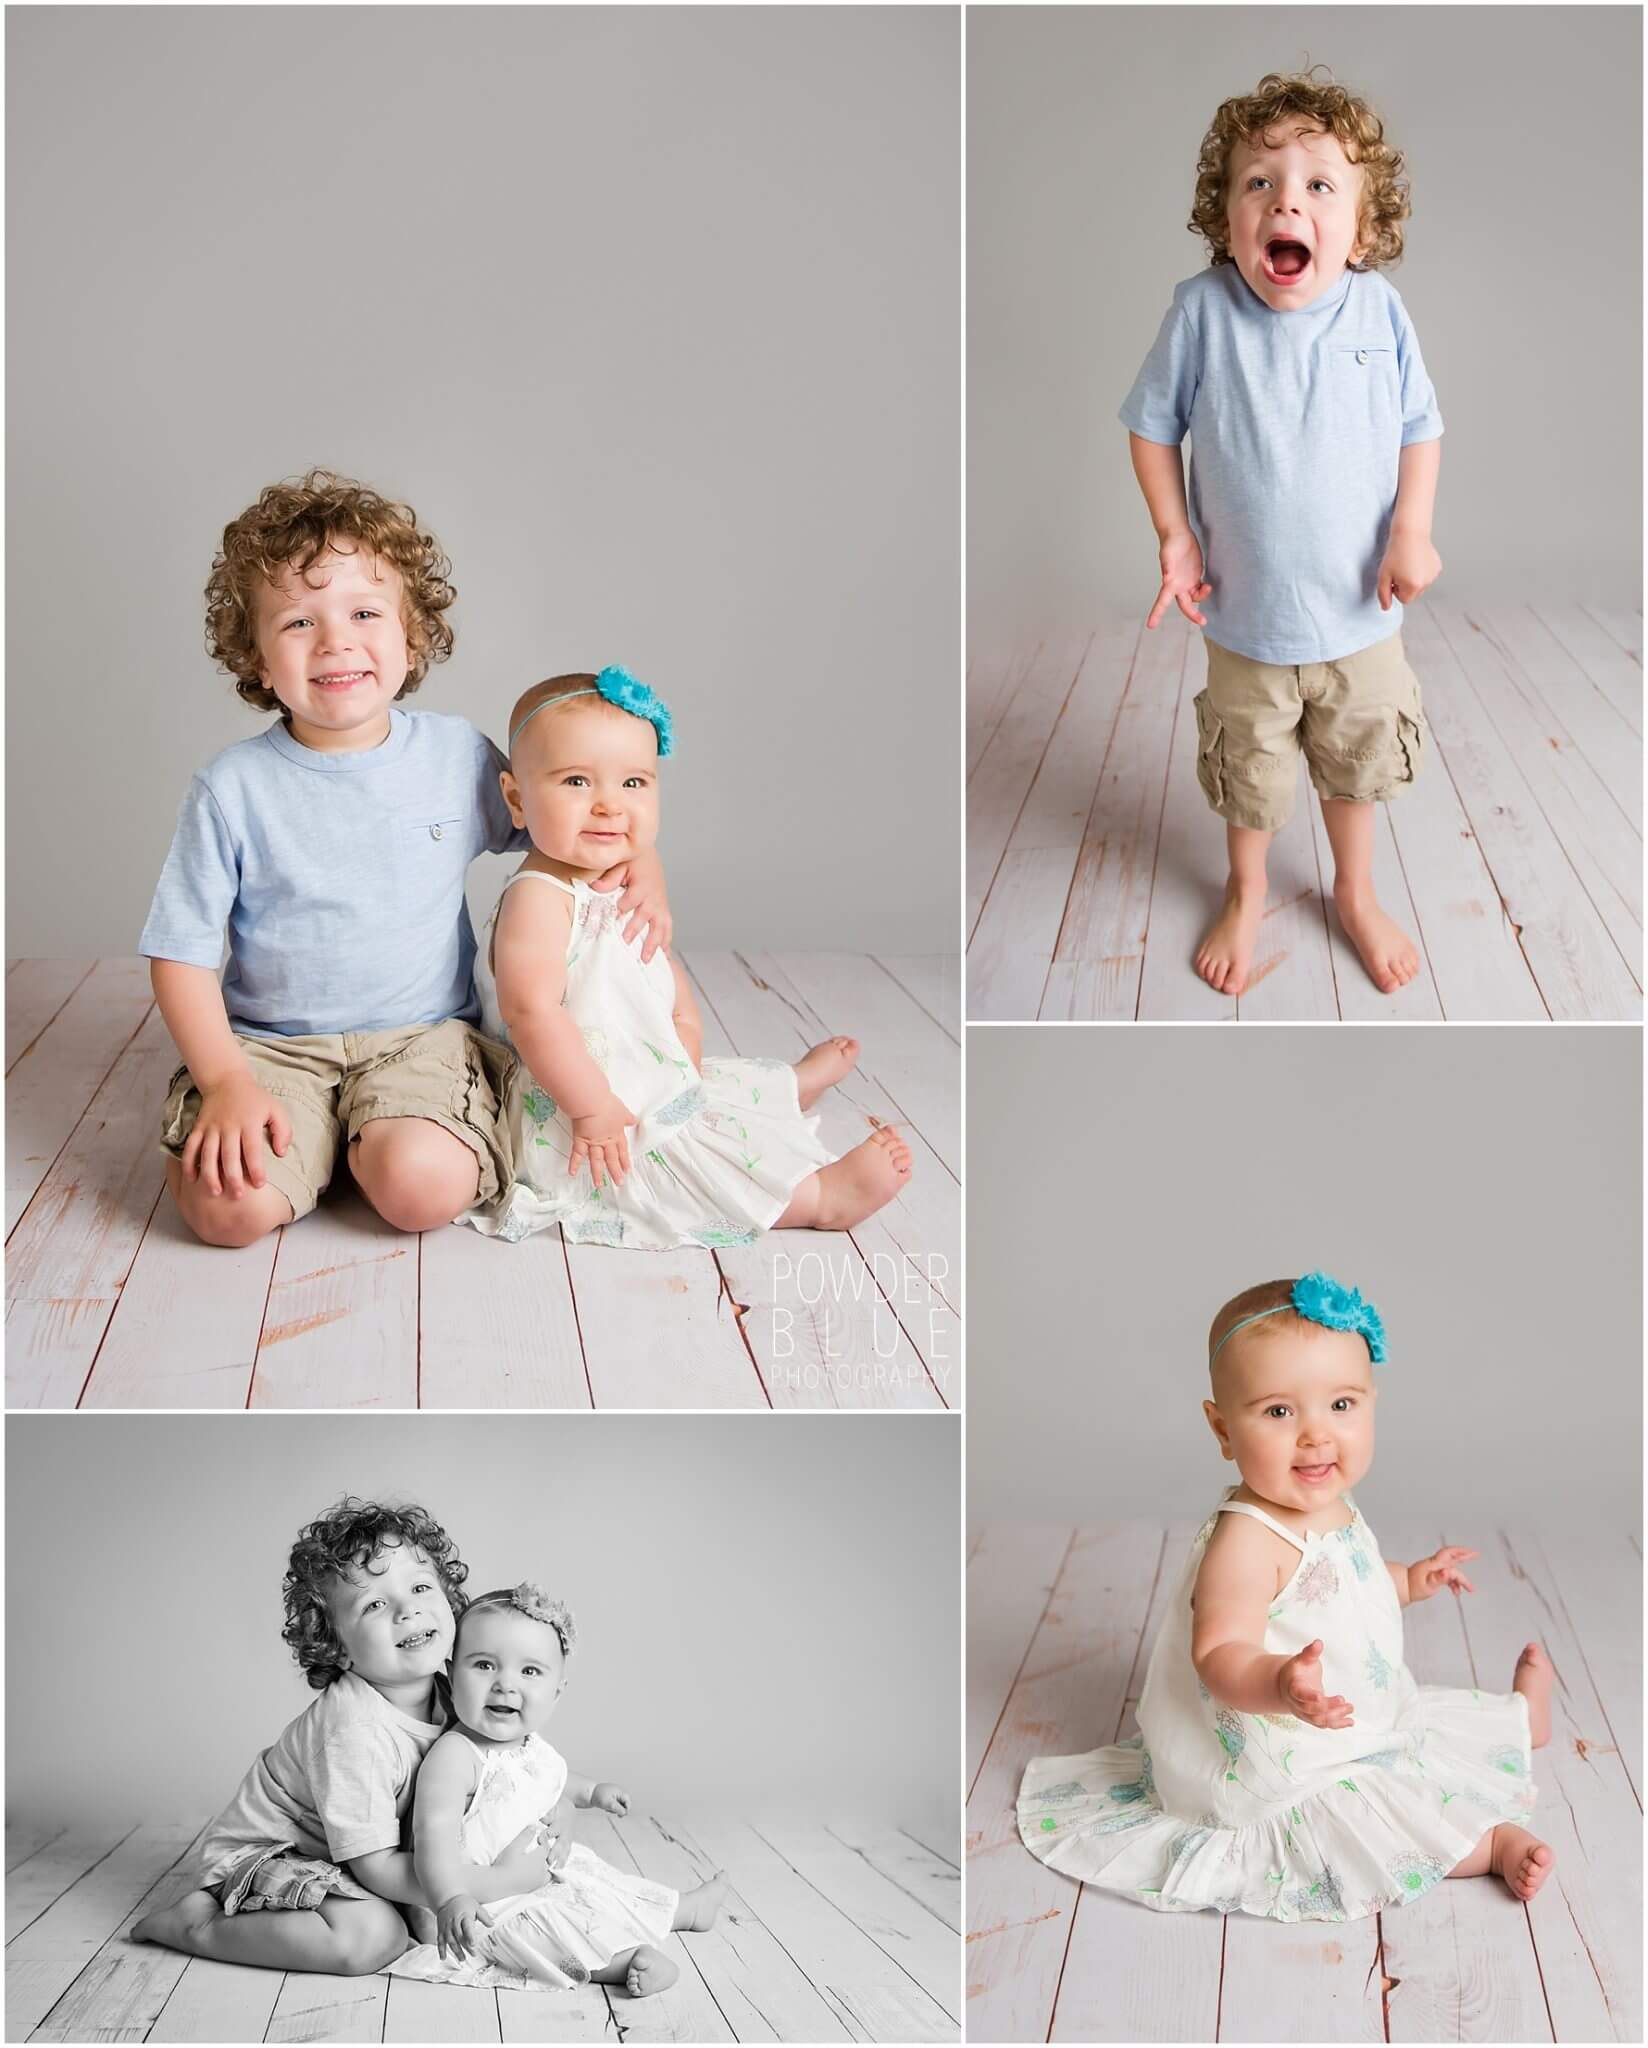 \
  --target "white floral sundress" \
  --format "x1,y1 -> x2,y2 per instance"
1018,1490 -> 1536,1922
462,870 -> 835,1250
387,1734 -> 677,1990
